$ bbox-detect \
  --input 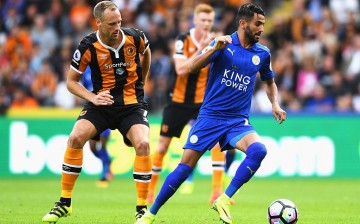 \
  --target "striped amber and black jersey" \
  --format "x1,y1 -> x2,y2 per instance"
171,28 -> 210,105
70,28 -> 149,106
